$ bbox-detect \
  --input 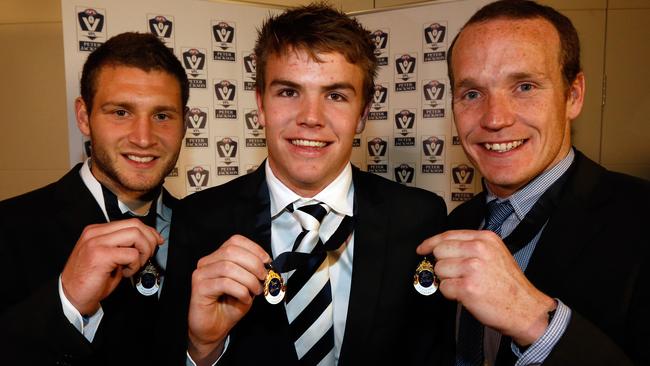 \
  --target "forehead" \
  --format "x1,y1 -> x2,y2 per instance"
452,17 -> 562,78
264,48 -> 364,86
